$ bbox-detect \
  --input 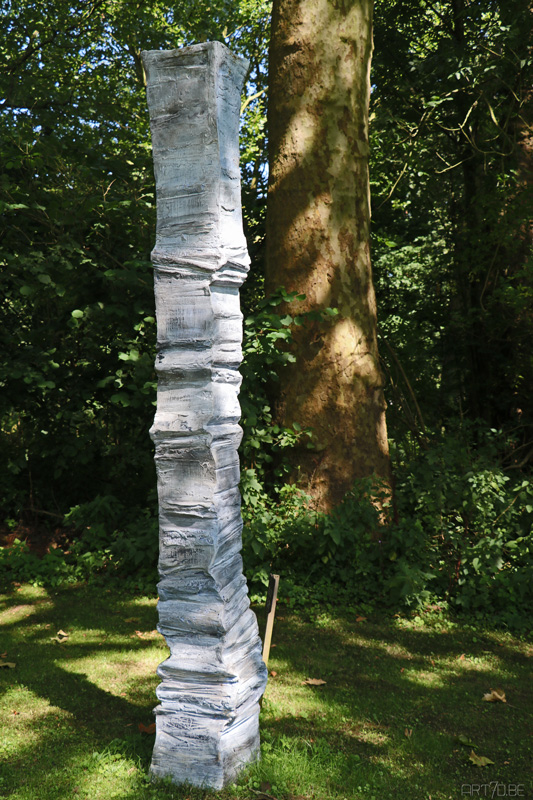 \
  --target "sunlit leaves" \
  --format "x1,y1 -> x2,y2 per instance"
482,689 -> 507,703
469,751 -> 495,767
0,0 -> 272,520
